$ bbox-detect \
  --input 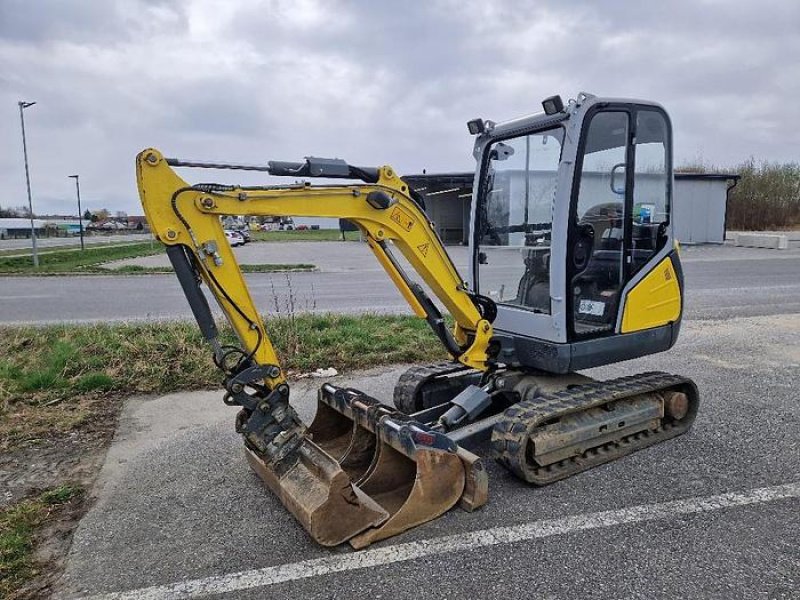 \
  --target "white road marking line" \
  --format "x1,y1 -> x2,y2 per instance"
79,481 -> 800,600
